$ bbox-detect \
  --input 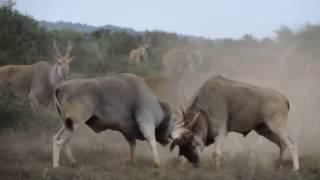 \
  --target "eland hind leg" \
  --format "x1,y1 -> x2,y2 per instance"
52,118 -> 78,168
265,114 -> 300,171
254,124 -> 286,169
